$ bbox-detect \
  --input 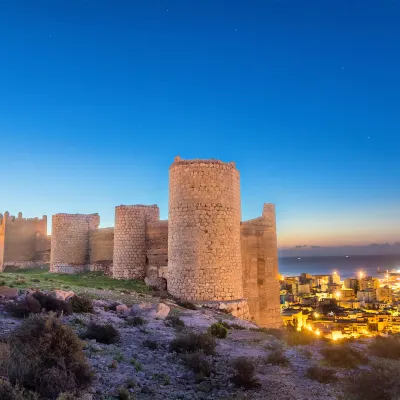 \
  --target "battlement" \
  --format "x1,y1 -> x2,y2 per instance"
170,156 -> 237,170
0,212 -> 47,228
